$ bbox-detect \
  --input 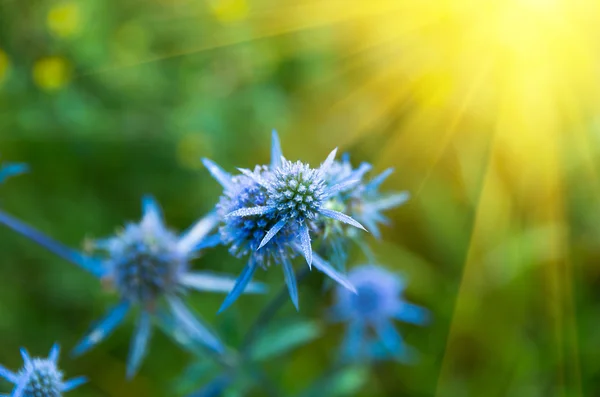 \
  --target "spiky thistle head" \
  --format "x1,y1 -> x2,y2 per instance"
71,197 -> 266,378
91,198 -> 187,306
0,344 -> 86,397
203,131 -> 361,312
234,146 -> 367,269
265,159 -> 328,223
72,197 -> 268,378
203,158 -> 301,311
217,165 -> 297,268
